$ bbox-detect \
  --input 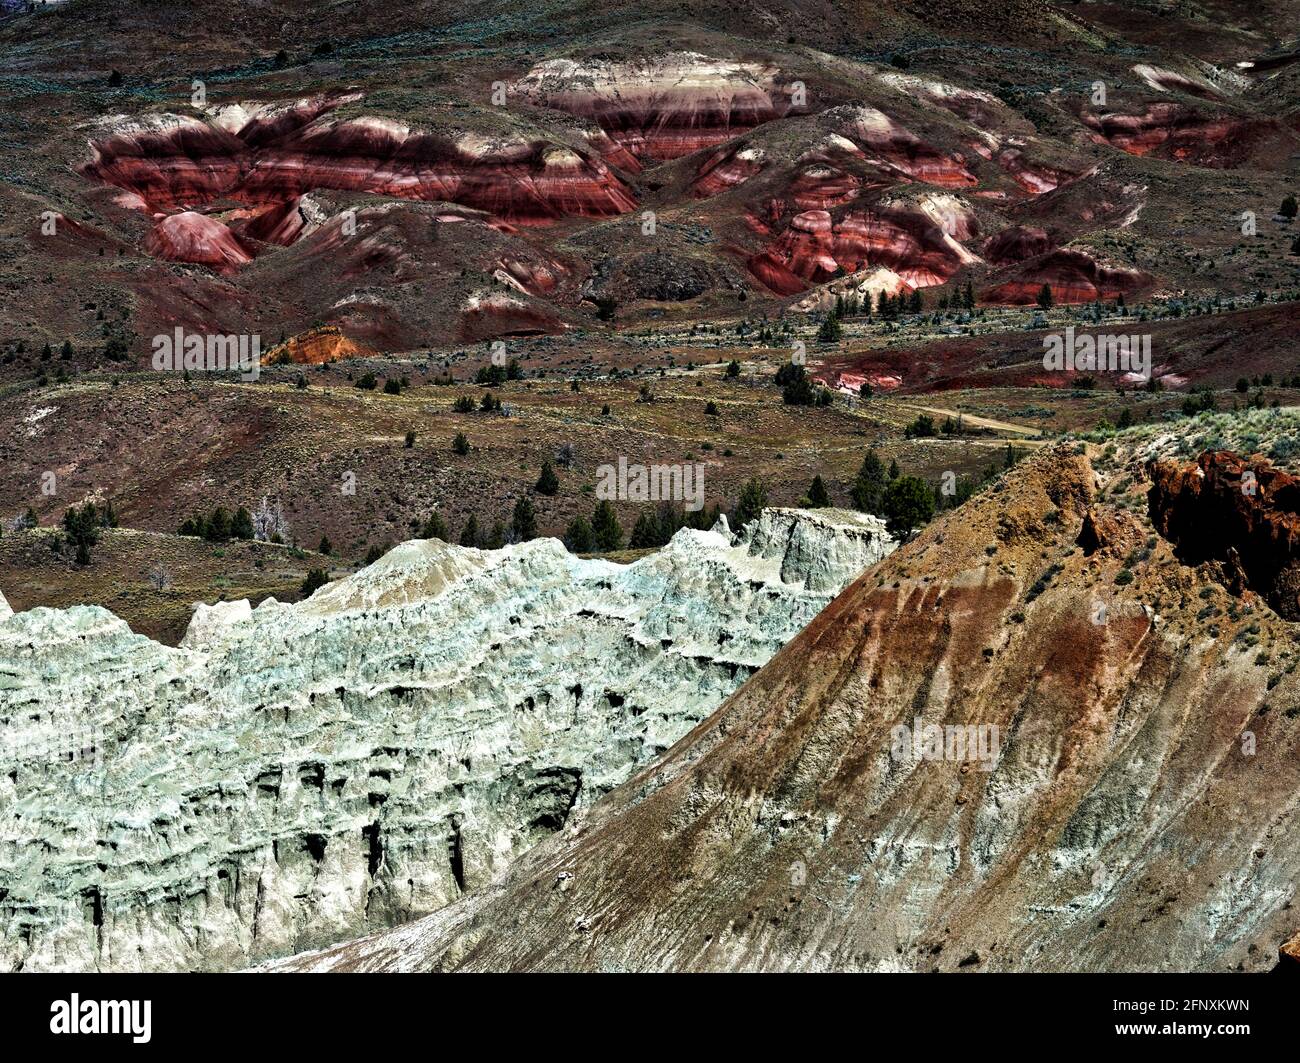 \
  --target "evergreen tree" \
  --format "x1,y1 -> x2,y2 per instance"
882,475 -> 935,538
1036,283 -> 1054,310
62,503 -> 101,565
656,501 -> 682,543
487,521 -> 506,549
806,475 -> 831,508
725,359 -> 741,378
888,458 -> 900,481
318,533 -> 332,556
535,461 -> 559,496
591,500 -> 623,551
459,514 -> 480,548
421,511 -> 449,540
207,506 -> 231,541
231,506 -> 254,540
301,568 -> 329,597
851,449 -> 887,513
629,509 -> 660,548
452,432 -> 470,455
817,313 -> 842,343
565,515 -> 594,553
732,478 -> 768,530
511,495 -> 537,542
